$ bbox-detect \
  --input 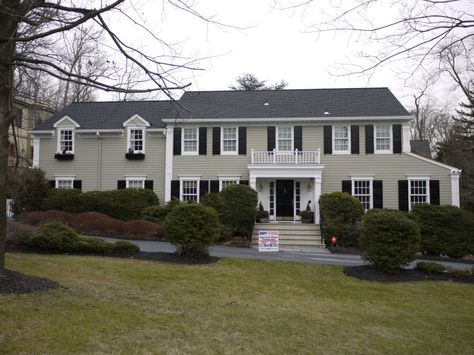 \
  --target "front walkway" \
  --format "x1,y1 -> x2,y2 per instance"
101,237 -> 472,270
